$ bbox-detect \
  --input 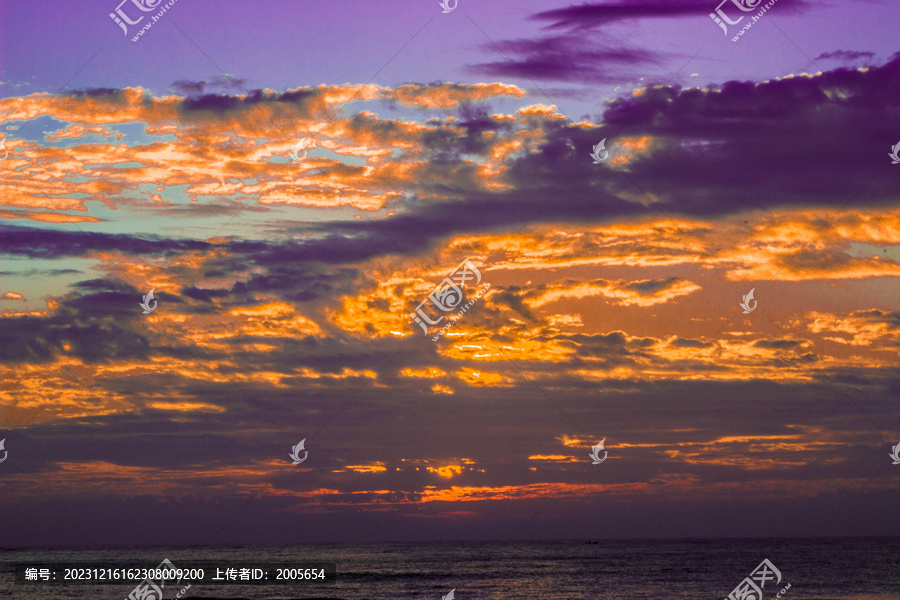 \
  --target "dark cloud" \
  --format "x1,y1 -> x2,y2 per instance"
229,264 -> 361,303
0,278 -> 152,364
171,75 -> 251,96
625,277 -> 688,295
591,52 -> 900,217
418,104 -> 514,160
171,79 -> 207,95
468,36 -> 661,83
211,74 -> 249,91
531,0 -> 812,30
0,225 -> 209,259
490,285 -> 537,321
559,331 -> 657,363
178,87 -> 316,114
814,50 -> 876,63
181,92 -> 253,113
0,268 -> 82,276
65,88 -> 127,98
669,337 -> 712,348
180,285 -> 231,303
